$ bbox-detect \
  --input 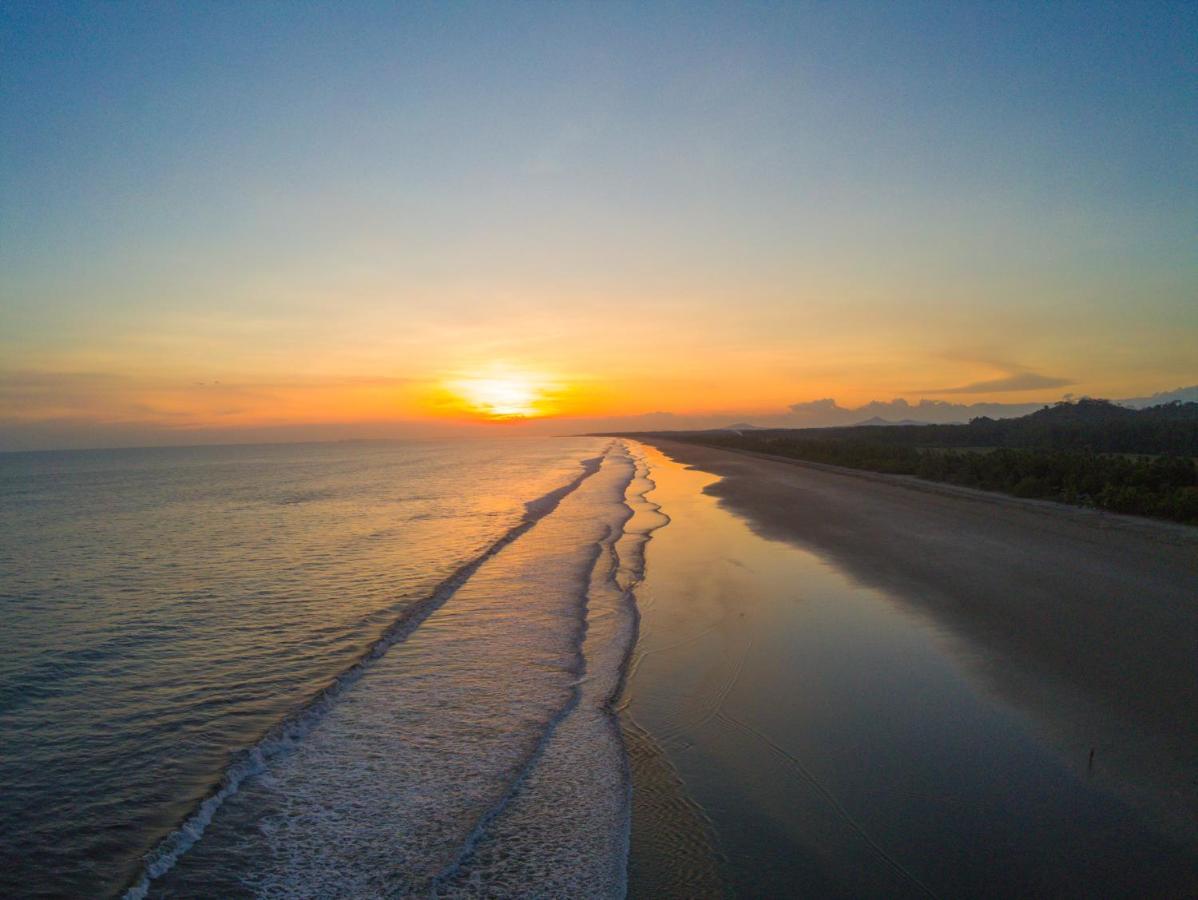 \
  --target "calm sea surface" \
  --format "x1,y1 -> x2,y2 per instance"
0,437 -> 642,898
